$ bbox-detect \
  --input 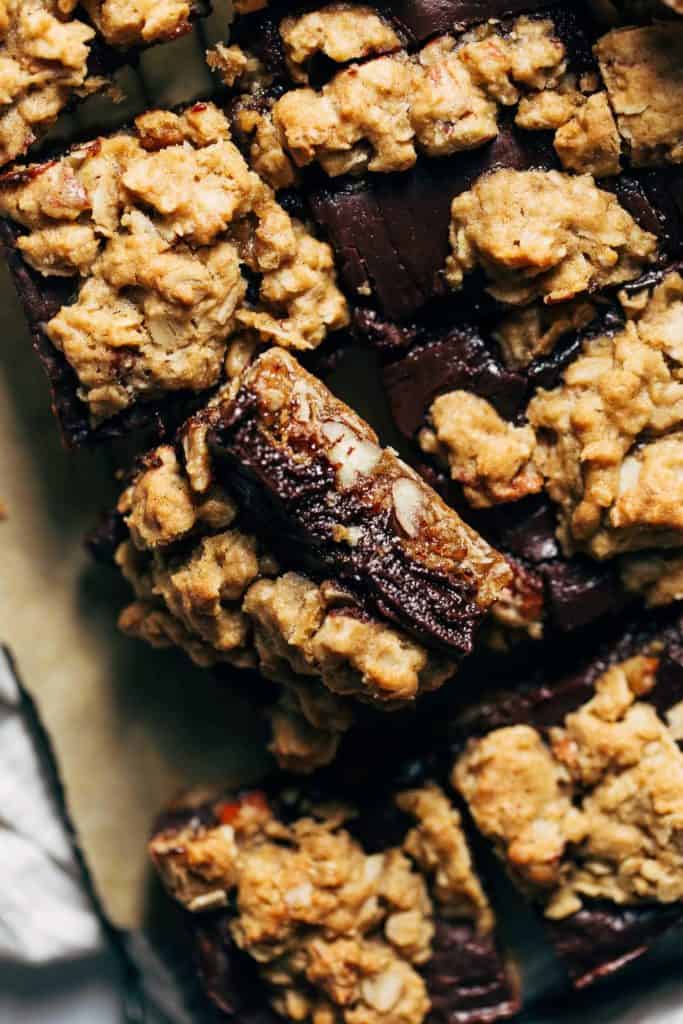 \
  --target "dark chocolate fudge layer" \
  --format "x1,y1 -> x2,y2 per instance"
149,765 -> 520,1024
